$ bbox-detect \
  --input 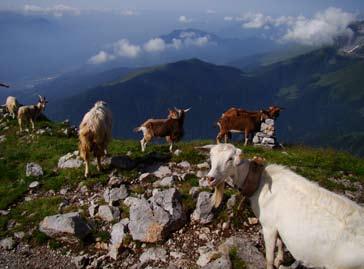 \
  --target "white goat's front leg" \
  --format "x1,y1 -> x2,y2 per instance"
96,156 -> 102,172
84,159 -> 90,178
30,119 -> 35,131
274,237 -> 284,268
18,118 -> 23,132
169,141 -> 173,153
263,227 -> 278,269
244,130 -> 249,146
140,138 -> 146,152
